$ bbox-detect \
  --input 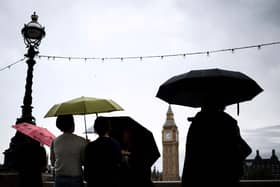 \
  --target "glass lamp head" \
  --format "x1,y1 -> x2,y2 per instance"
21,12 -> 45,48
